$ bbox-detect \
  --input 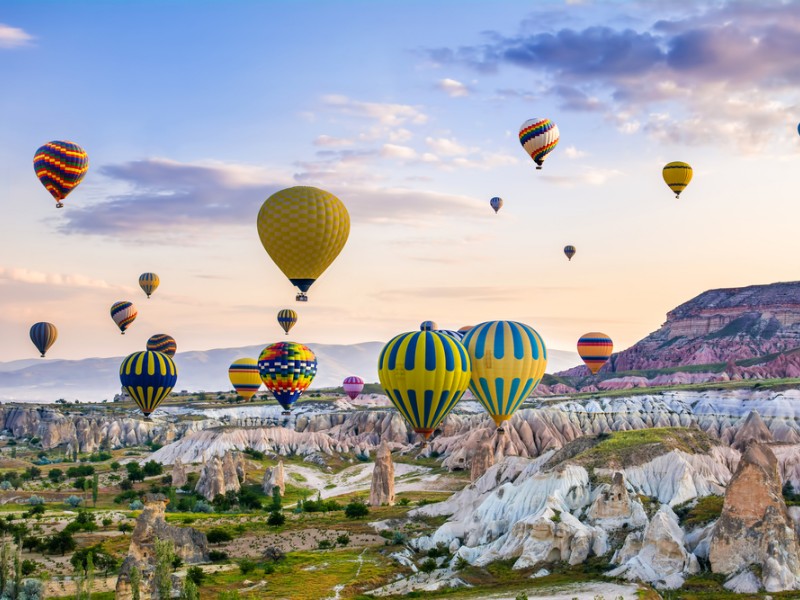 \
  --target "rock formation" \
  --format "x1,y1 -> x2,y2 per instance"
194,450 -> 245,501
587,472 -> 647,529
470,437 -> 495,481
731,410 -> 774,451
709,443 -> 800,592
370,441 -> 395,506
262,460 -> 285,496
115,494 -> 208,599
171,458 -> 187,488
